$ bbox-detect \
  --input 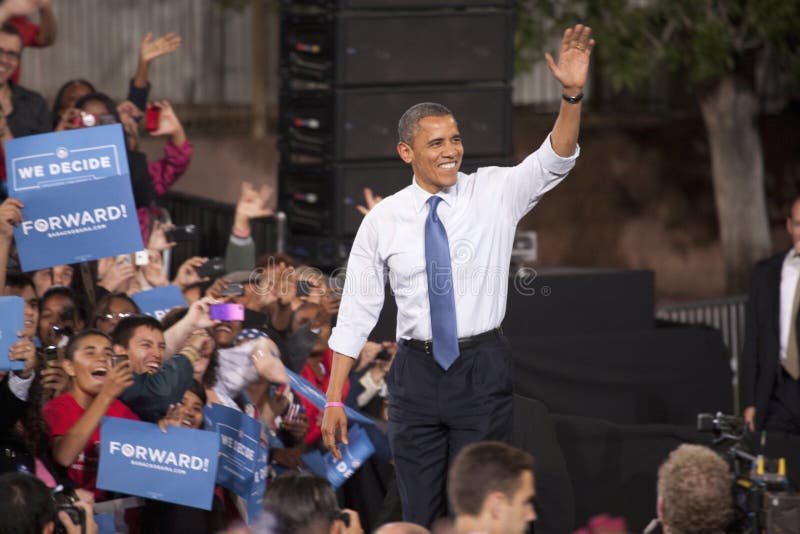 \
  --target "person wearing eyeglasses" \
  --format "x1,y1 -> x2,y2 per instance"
0,22 -> 50,176
92,292 -> 140,336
